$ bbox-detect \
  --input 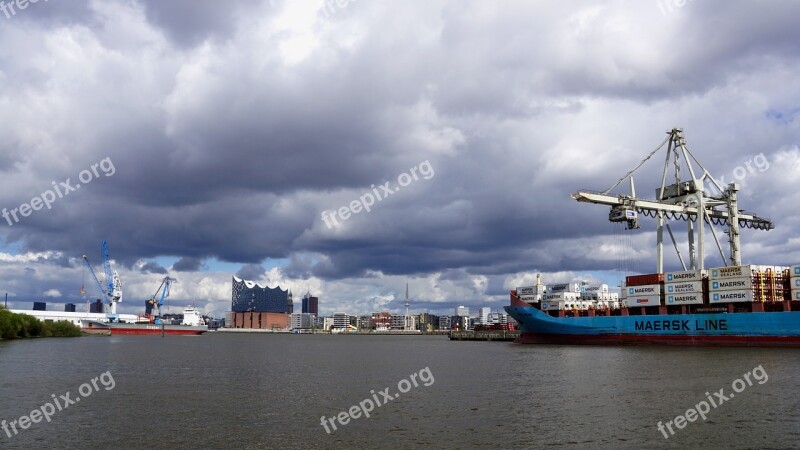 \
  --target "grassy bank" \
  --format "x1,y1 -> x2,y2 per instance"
0,306 -> 82,339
